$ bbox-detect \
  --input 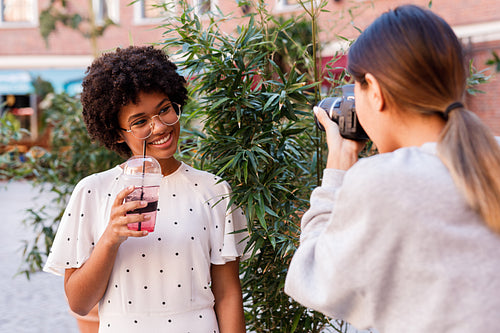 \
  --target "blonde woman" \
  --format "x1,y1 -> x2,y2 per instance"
285,5 -> 500,333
